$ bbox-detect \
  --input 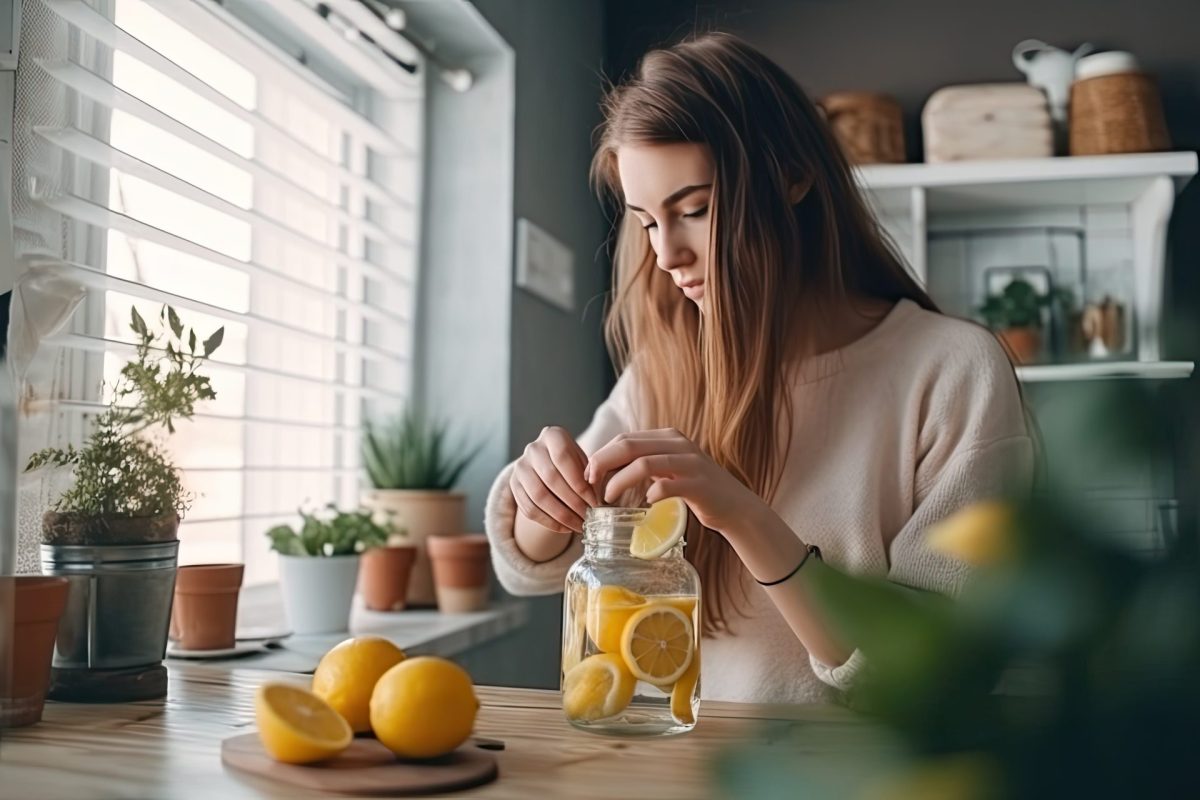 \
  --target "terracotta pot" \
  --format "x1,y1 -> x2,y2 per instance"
360,490 -> 466,608
427,534 -> 491,614
169,564 -> 244,651
42,511 -> 179,546
997,327 -> 1042,365
360,546 -> 418,612
1,576 -> 70,727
